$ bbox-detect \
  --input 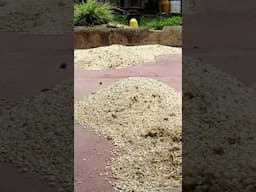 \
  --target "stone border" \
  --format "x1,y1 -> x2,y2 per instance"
74,25 -> 182,49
